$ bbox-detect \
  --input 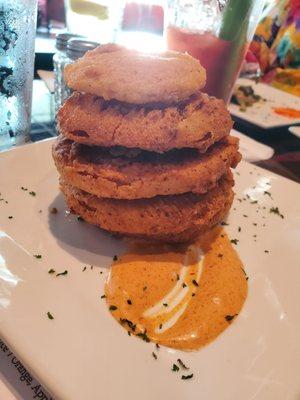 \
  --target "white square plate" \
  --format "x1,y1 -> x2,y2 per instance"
0,139 -> 299,400
229,78 -> 300,129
